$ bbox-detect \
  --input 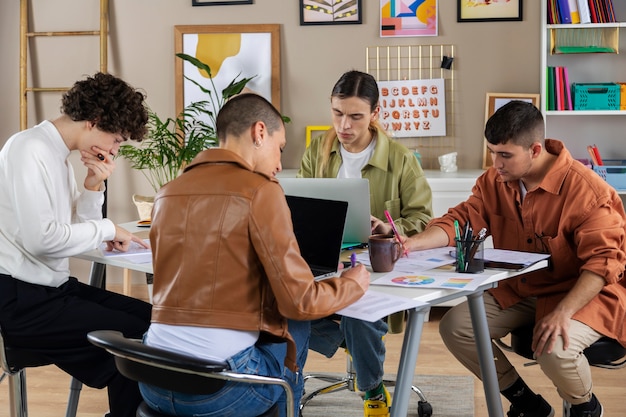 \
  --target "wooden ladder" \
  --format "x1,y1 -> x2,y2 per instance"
19,0 -> 109,130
